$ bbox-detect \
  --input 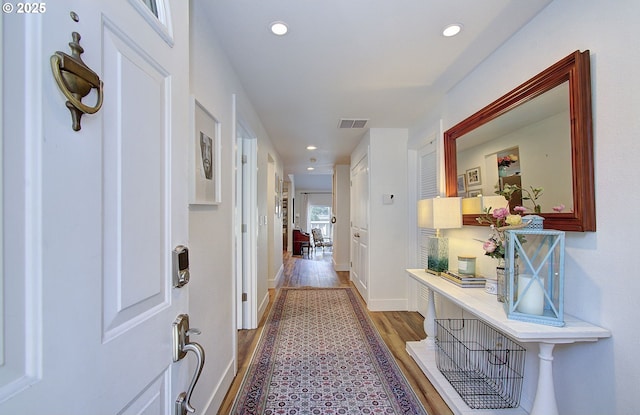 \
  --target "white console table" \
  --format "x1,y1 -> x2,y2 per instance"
405,269 -> 610,415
